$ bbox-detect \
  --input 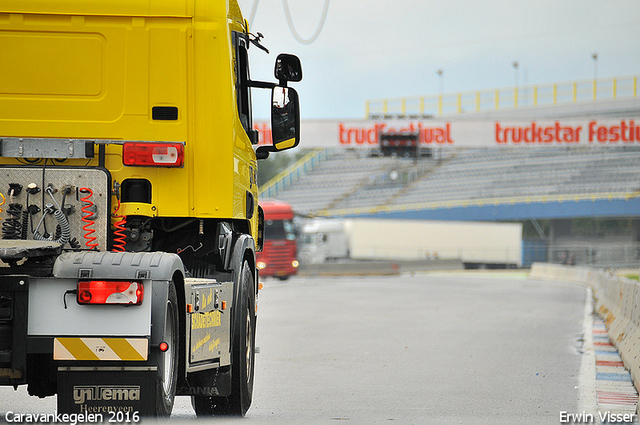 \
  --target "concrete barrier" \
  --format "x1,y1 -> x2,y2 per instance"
529,262 -> 594,285
530,262 -> 640,407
